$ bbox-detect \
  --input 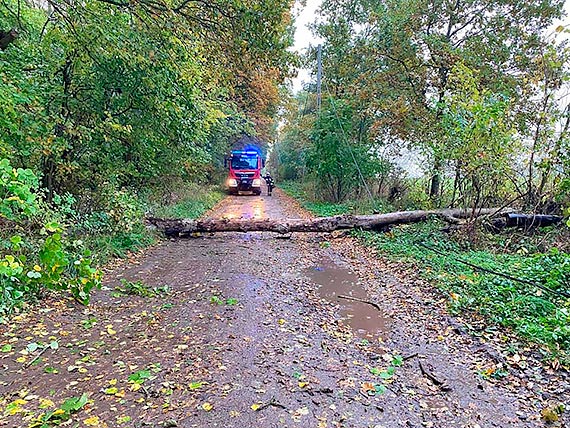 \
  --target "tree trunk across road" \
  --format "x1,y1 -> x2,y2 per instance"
146,208 -> 504,236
